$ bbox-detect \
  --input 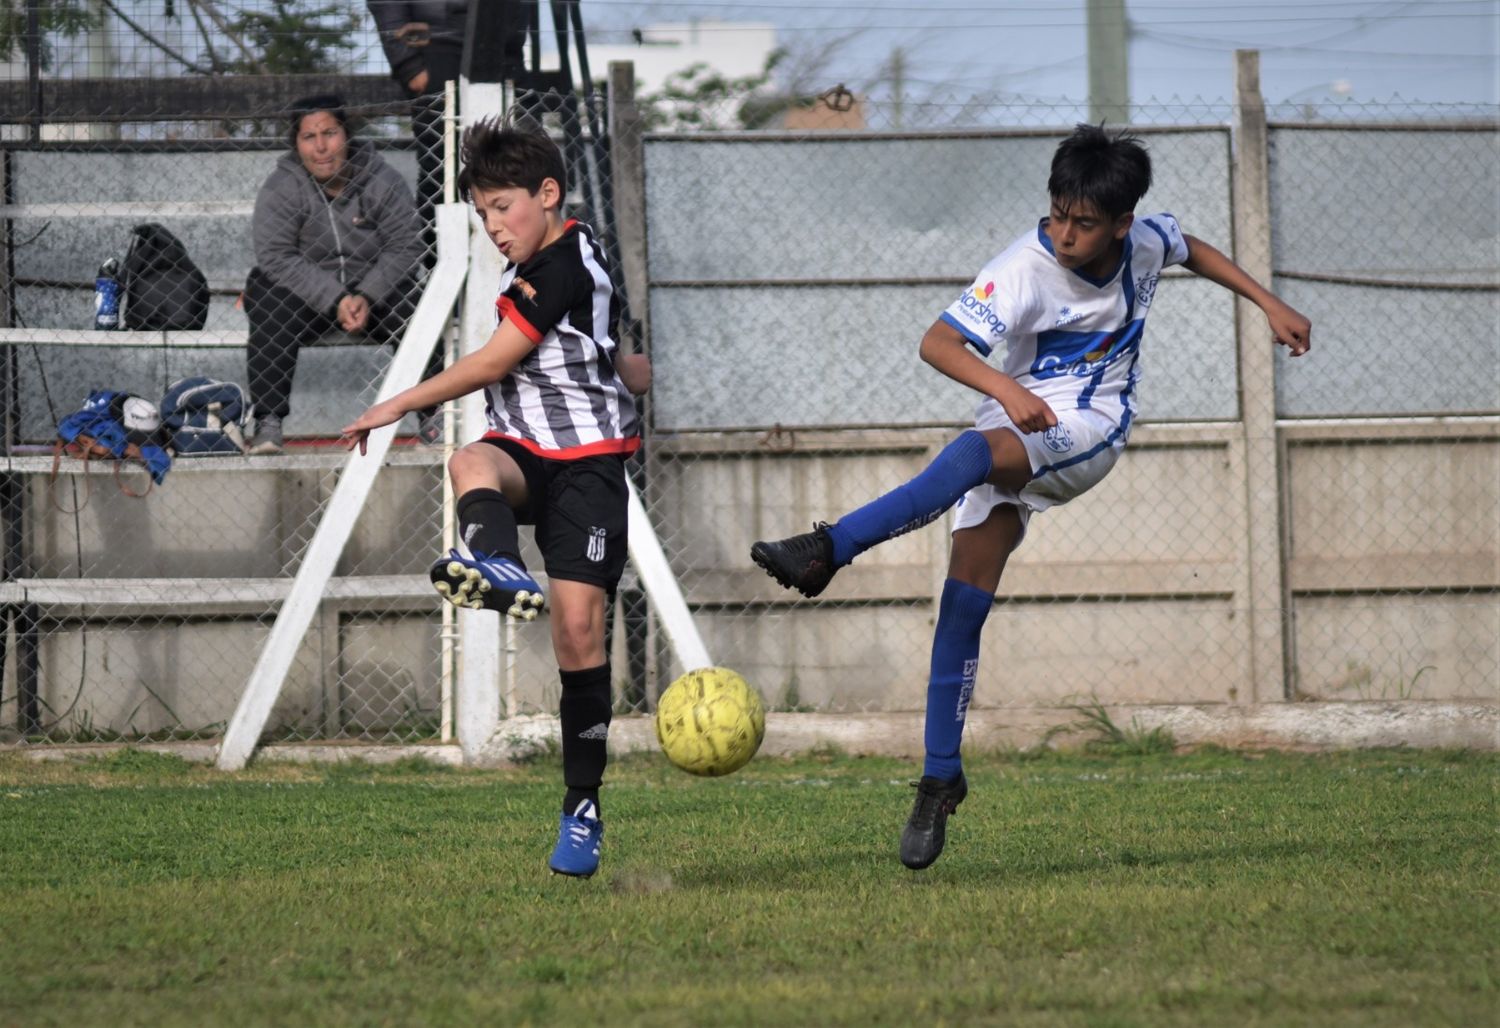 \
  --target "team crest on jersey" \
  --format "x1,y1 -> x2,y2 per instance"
1135,272 -> 1159,308
513,276 -> 538,303
1042,423 -> 1074,453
